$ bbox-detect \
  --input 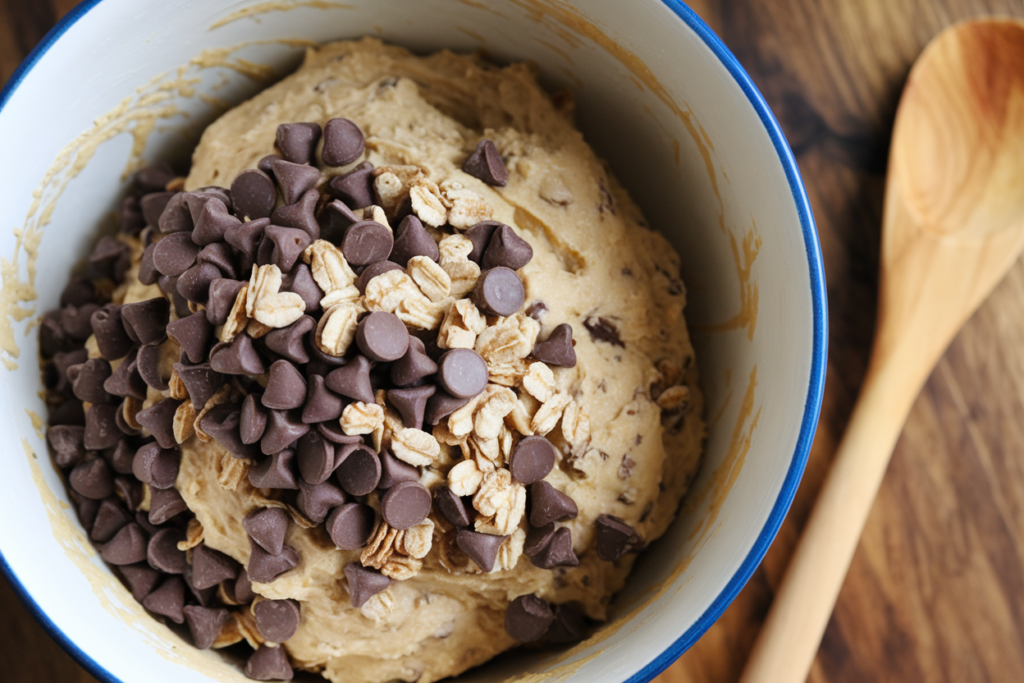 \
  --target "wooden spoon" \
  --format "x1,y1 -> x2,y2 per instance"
740,18 -> 1024,683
